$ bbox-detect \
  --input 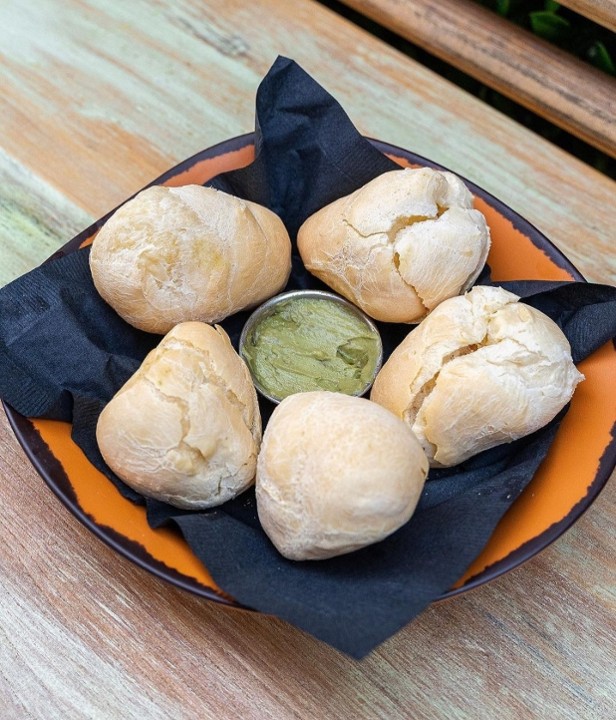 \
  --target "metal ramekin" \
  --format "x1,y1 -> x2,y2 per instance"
239,289 -> 383,404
